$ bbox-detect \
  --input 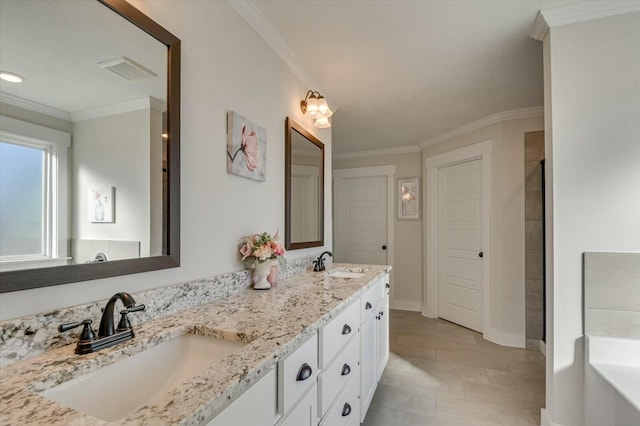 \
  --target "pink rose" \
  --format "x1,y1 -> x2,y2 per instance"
241,125 -> 259,172
239,241 -> 253,260
253,243 -> 271,260
271,242 -> 285,257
